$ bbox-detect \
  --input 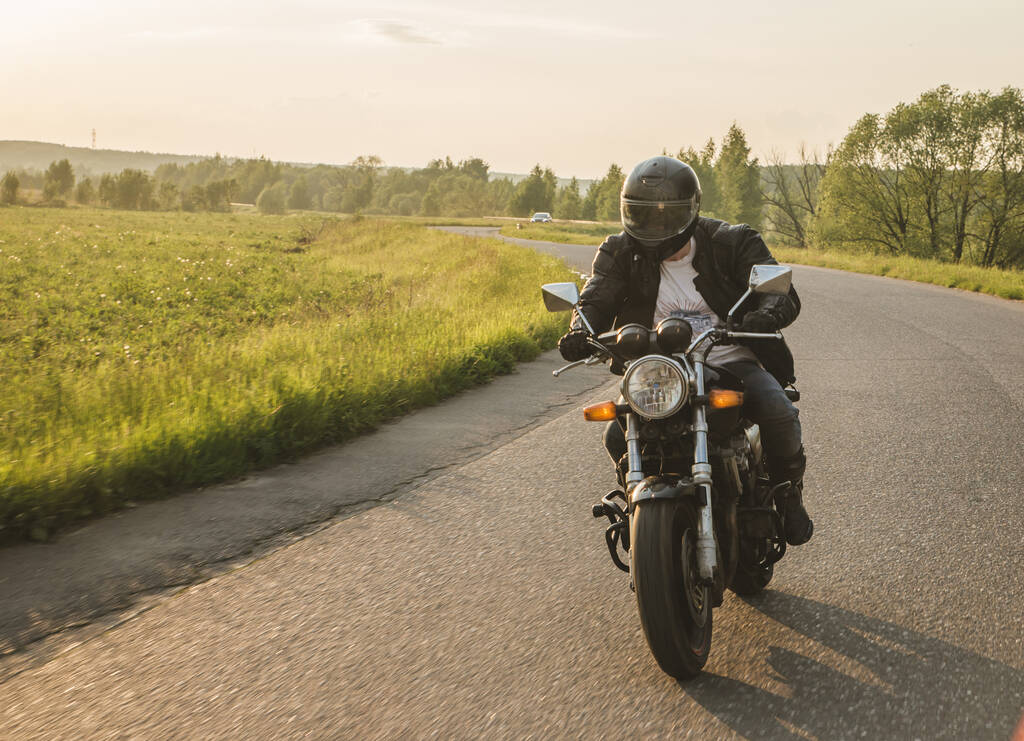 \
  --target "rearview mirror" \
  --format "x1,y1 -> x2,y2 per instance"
541,282 -> 580,312
748,264 -> 792,295
725,264 -> 794,329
